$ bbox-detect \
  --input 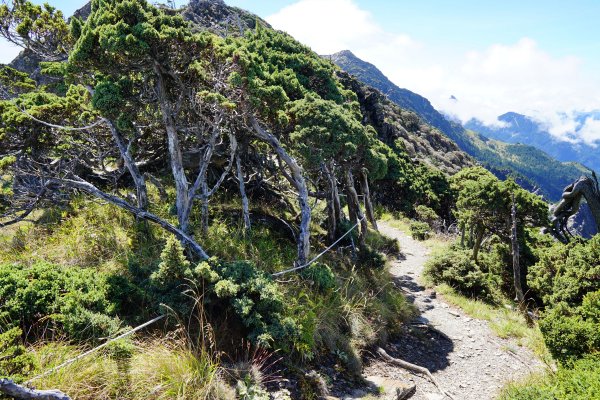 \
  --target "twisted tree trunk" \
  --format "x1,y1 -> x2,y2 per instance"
250,117 -> 311,265
154,66 -> 191,233
104,119 -> 148,210
323,162 -> 338,243
344,169 -> 367,246
360,168 -> 378,231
